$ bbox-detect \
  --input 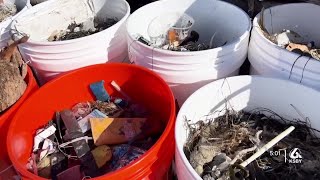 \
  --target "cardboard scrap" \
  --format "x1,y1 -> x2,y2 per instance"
90,118 -> 147,145
90,117 -> 164,146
